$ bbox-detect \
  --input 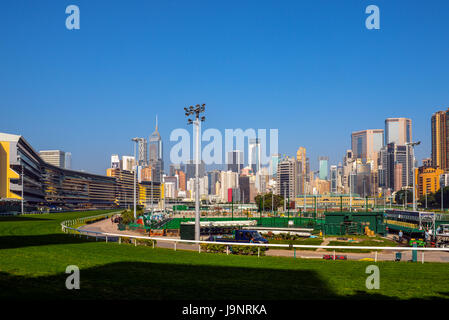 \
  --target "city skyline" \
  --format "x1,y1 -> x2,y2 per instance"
1,1 -> 449,174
